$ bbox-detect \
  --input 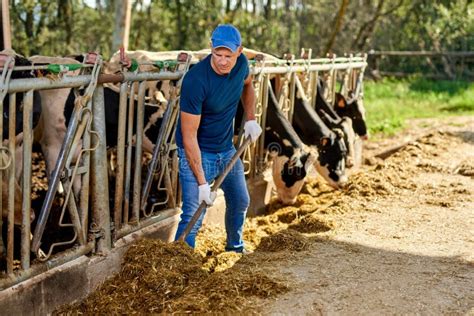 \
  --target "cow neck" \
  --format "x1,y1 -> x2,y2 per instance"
267,93 -> 304,149
315,80 -> 340,120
